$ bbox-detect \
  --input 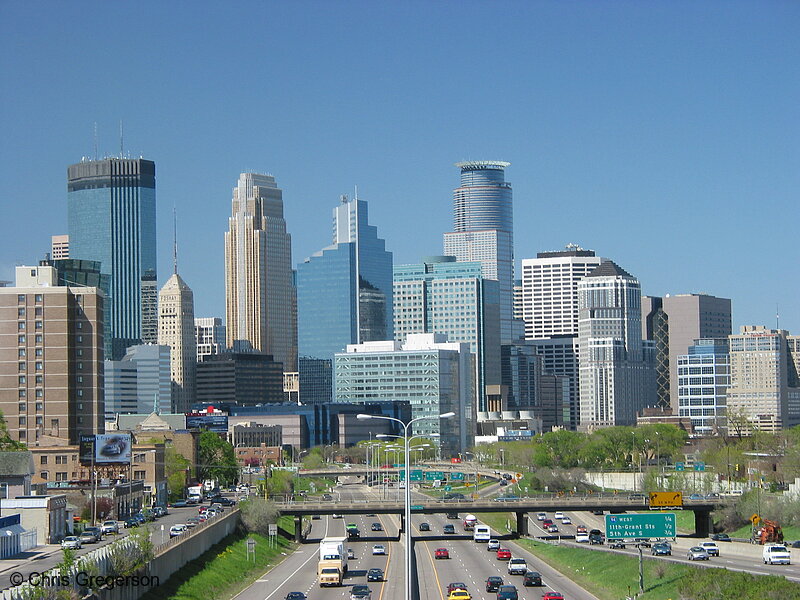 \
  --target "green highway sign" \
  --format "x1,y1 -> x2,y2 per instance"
605,513 -> 676,539
424,471 -> 445,481
411,505 -> 424,511
410,470 -> 423,481
675,462 -> 685,471
450,472 -> 464,481
444,485 -> 452,491
693,461 -> 705,472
